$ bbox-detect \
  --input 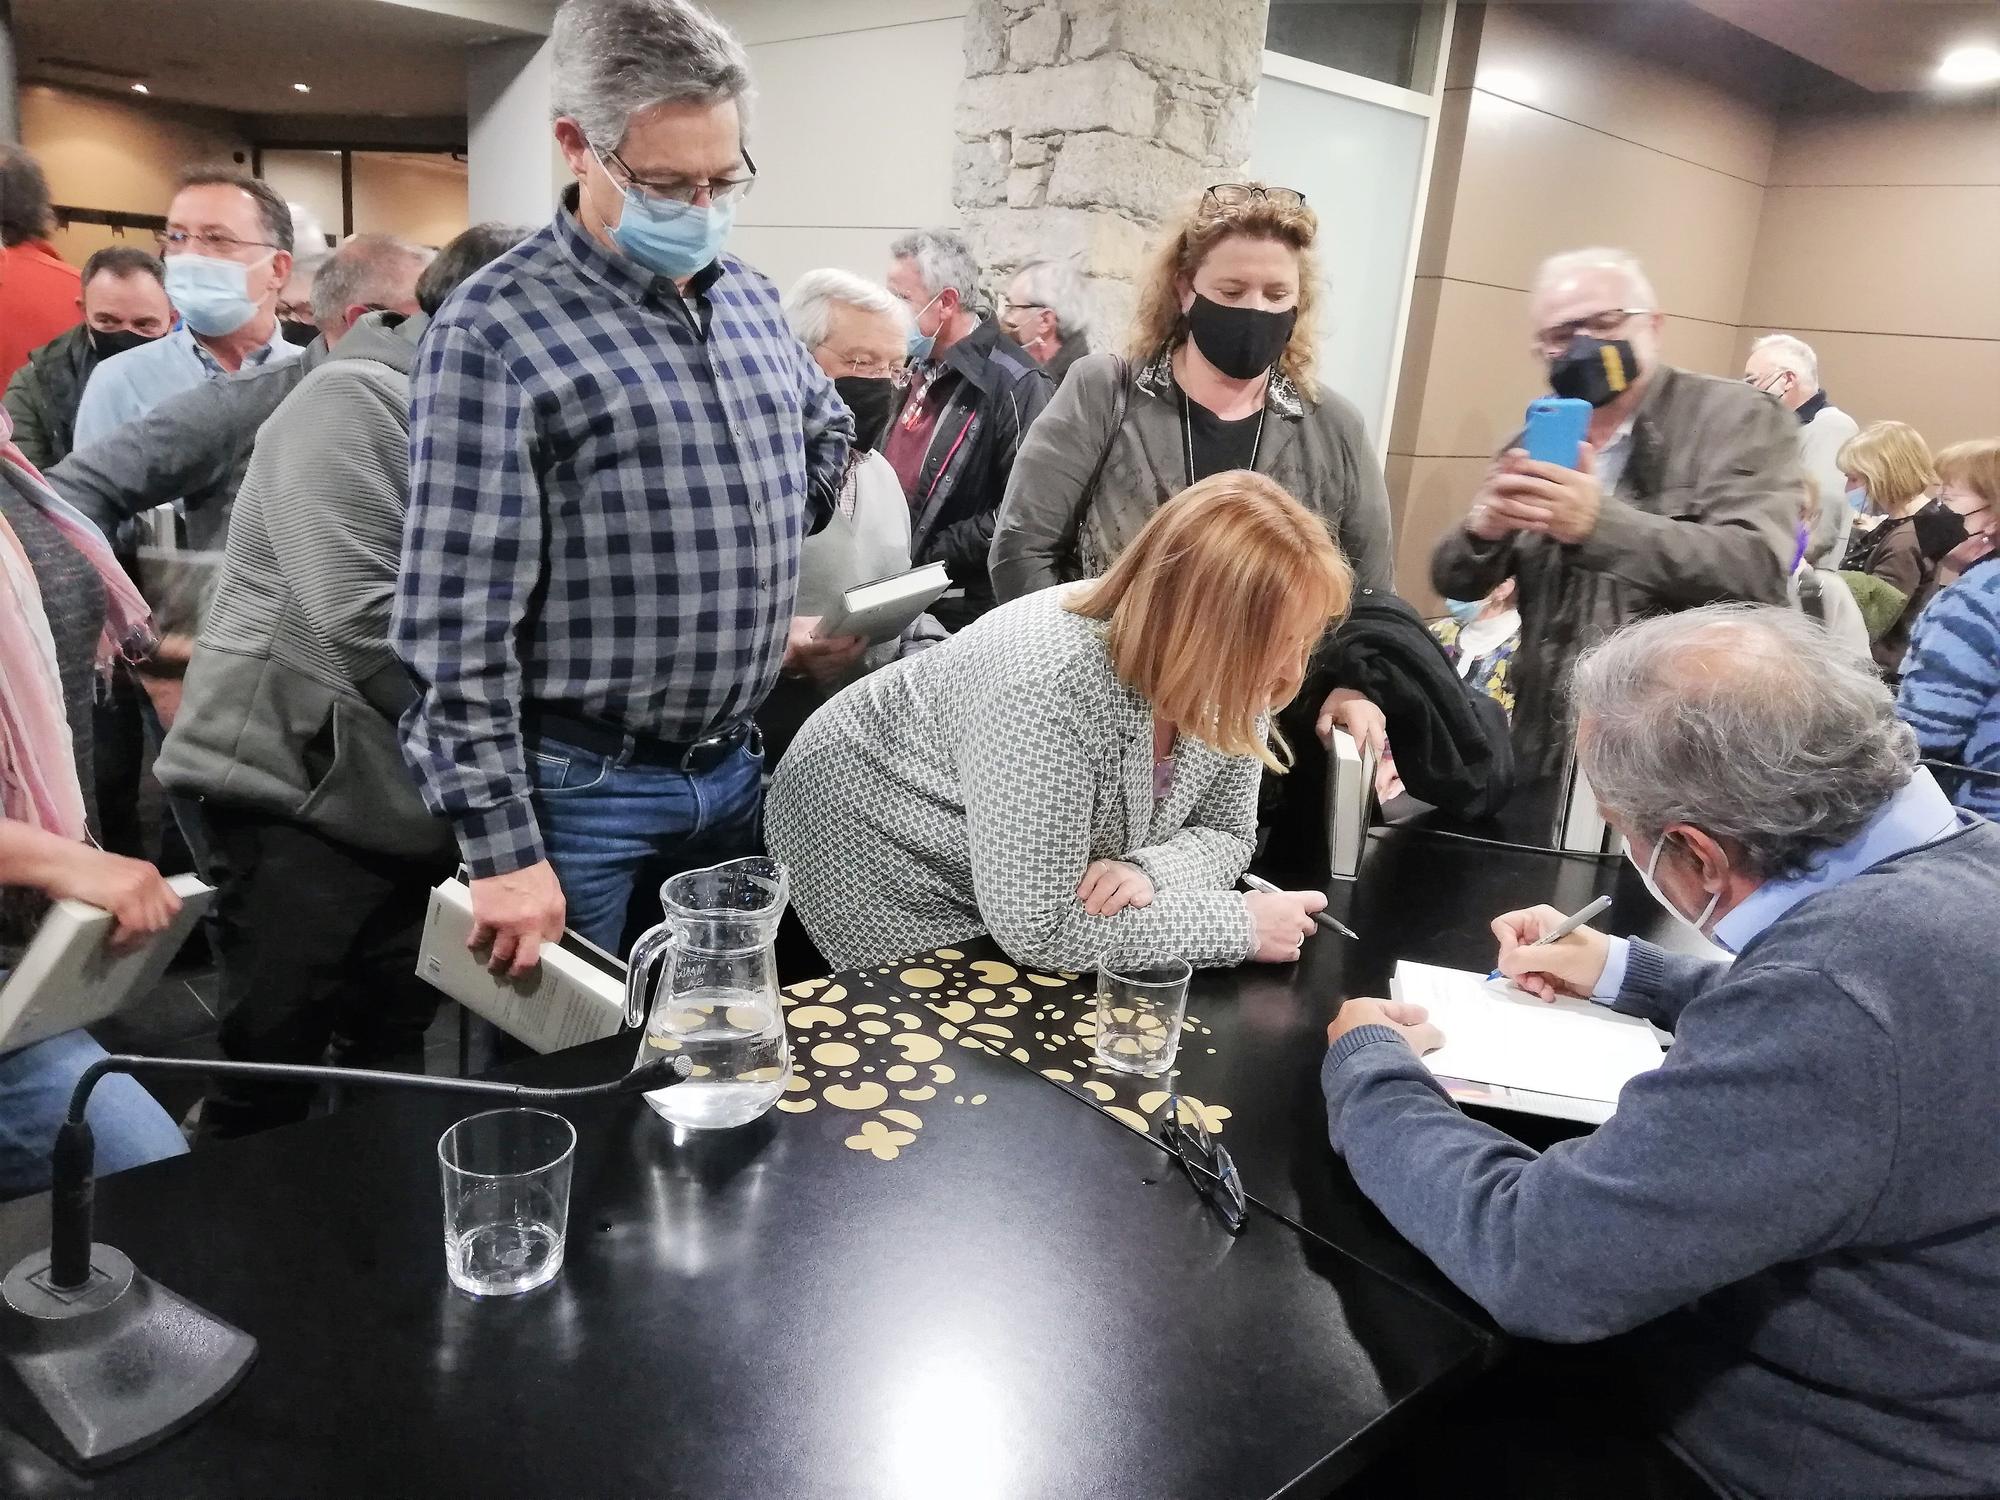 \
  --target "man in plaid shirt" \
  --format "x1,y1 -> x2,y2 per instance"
392,0 -> 853,972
